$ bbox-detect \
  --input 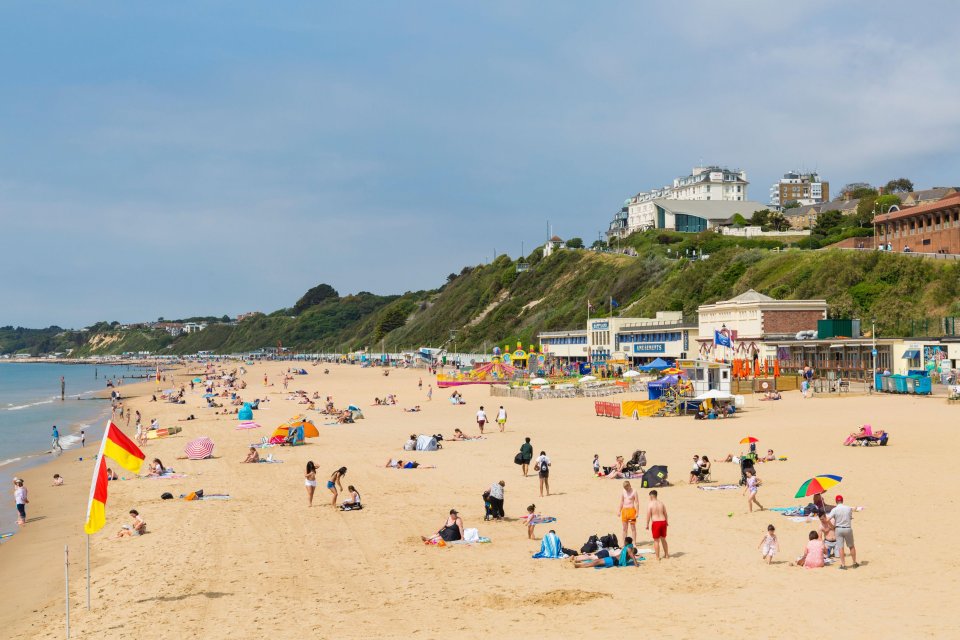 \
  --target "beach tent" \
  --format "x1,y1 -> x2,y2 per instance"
623,370 -> 641,378
238,403 -> 254,421
415,434 -> 439,451
272,416 -> 319,439
638,358 -> 671,371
